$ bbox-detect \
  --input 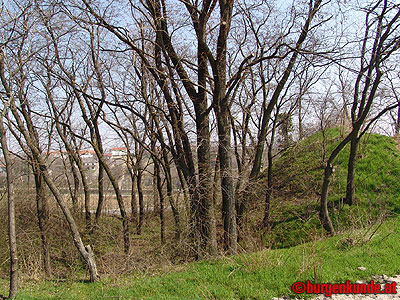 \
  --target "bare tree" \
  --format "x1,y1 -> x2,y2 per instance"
320,0 -> 400,232
0,7 -> 99,281
0,95 -> 18,299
